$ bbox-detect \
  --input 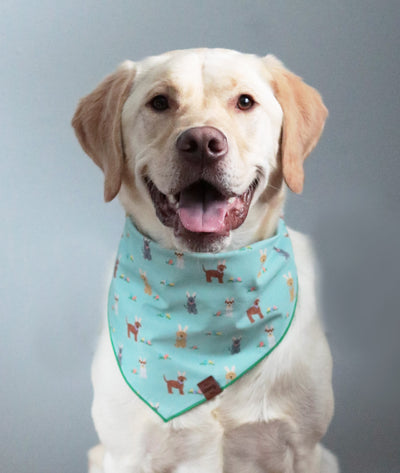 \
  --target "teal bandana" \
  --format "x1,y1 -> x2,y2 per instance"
108,217 -> 298,422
